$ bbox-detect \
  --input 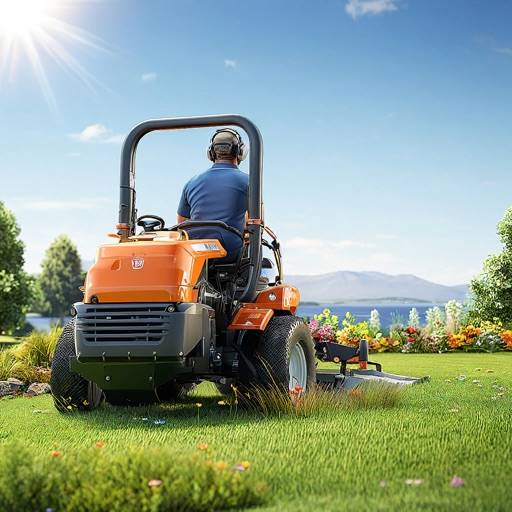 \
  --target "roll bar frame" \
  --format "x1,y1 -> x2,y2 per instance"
117,114 -> 263,302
